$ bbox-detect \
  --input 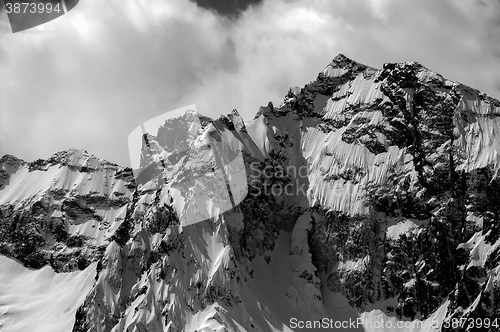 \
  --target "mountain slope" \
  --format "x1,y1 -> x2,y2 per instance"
1,54 -> 500,332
